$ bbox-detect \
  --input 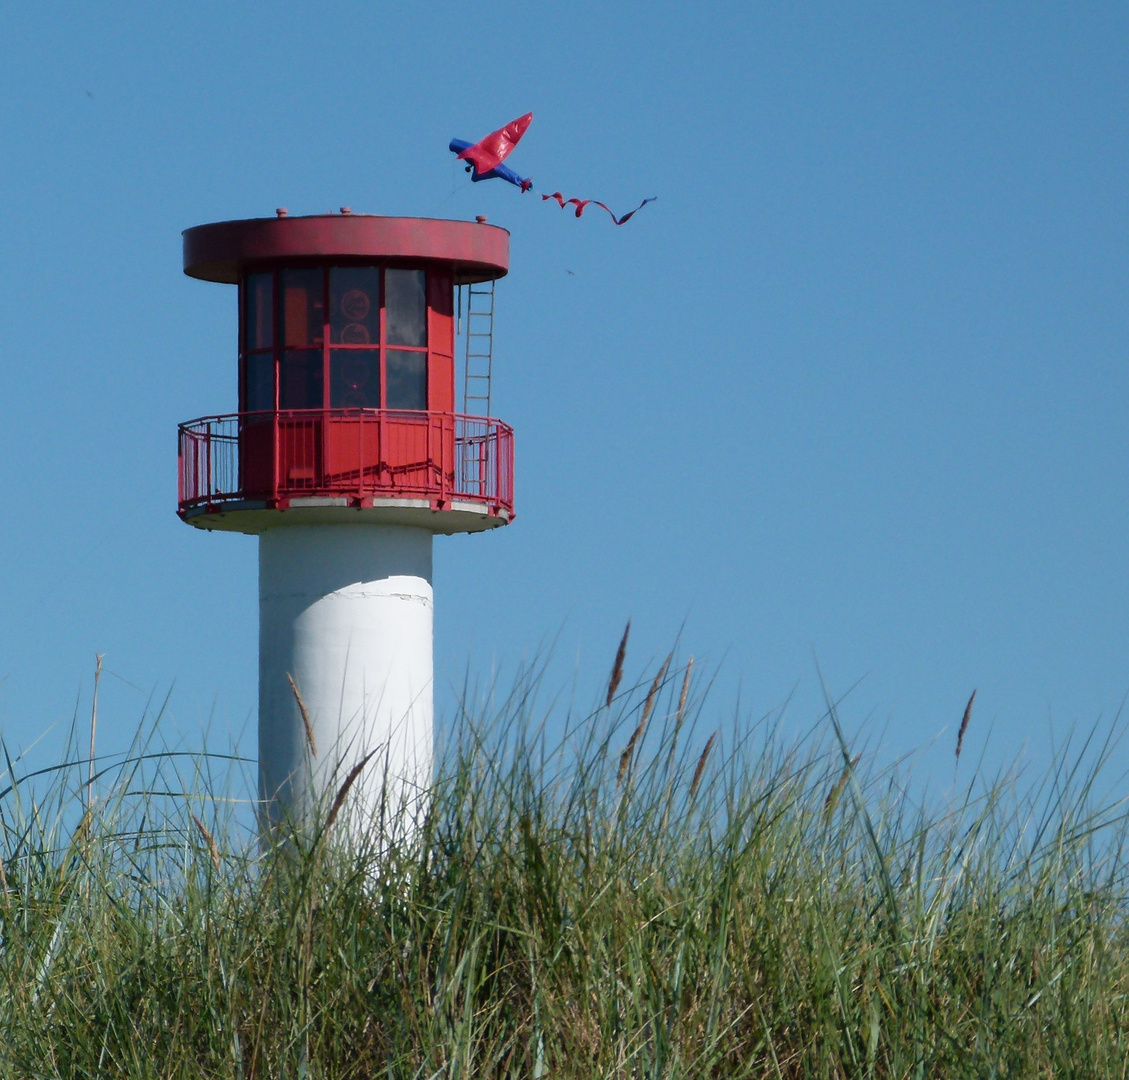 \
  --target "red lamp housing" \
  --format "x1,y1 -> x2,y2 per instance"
177,214 -> 514,535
